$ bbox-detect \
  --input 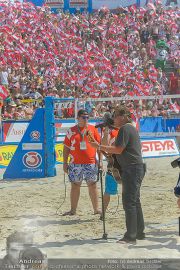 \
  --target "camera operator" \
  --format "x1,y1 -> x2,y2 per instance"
89,106 -> 146,244
171,157 -> 180,208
